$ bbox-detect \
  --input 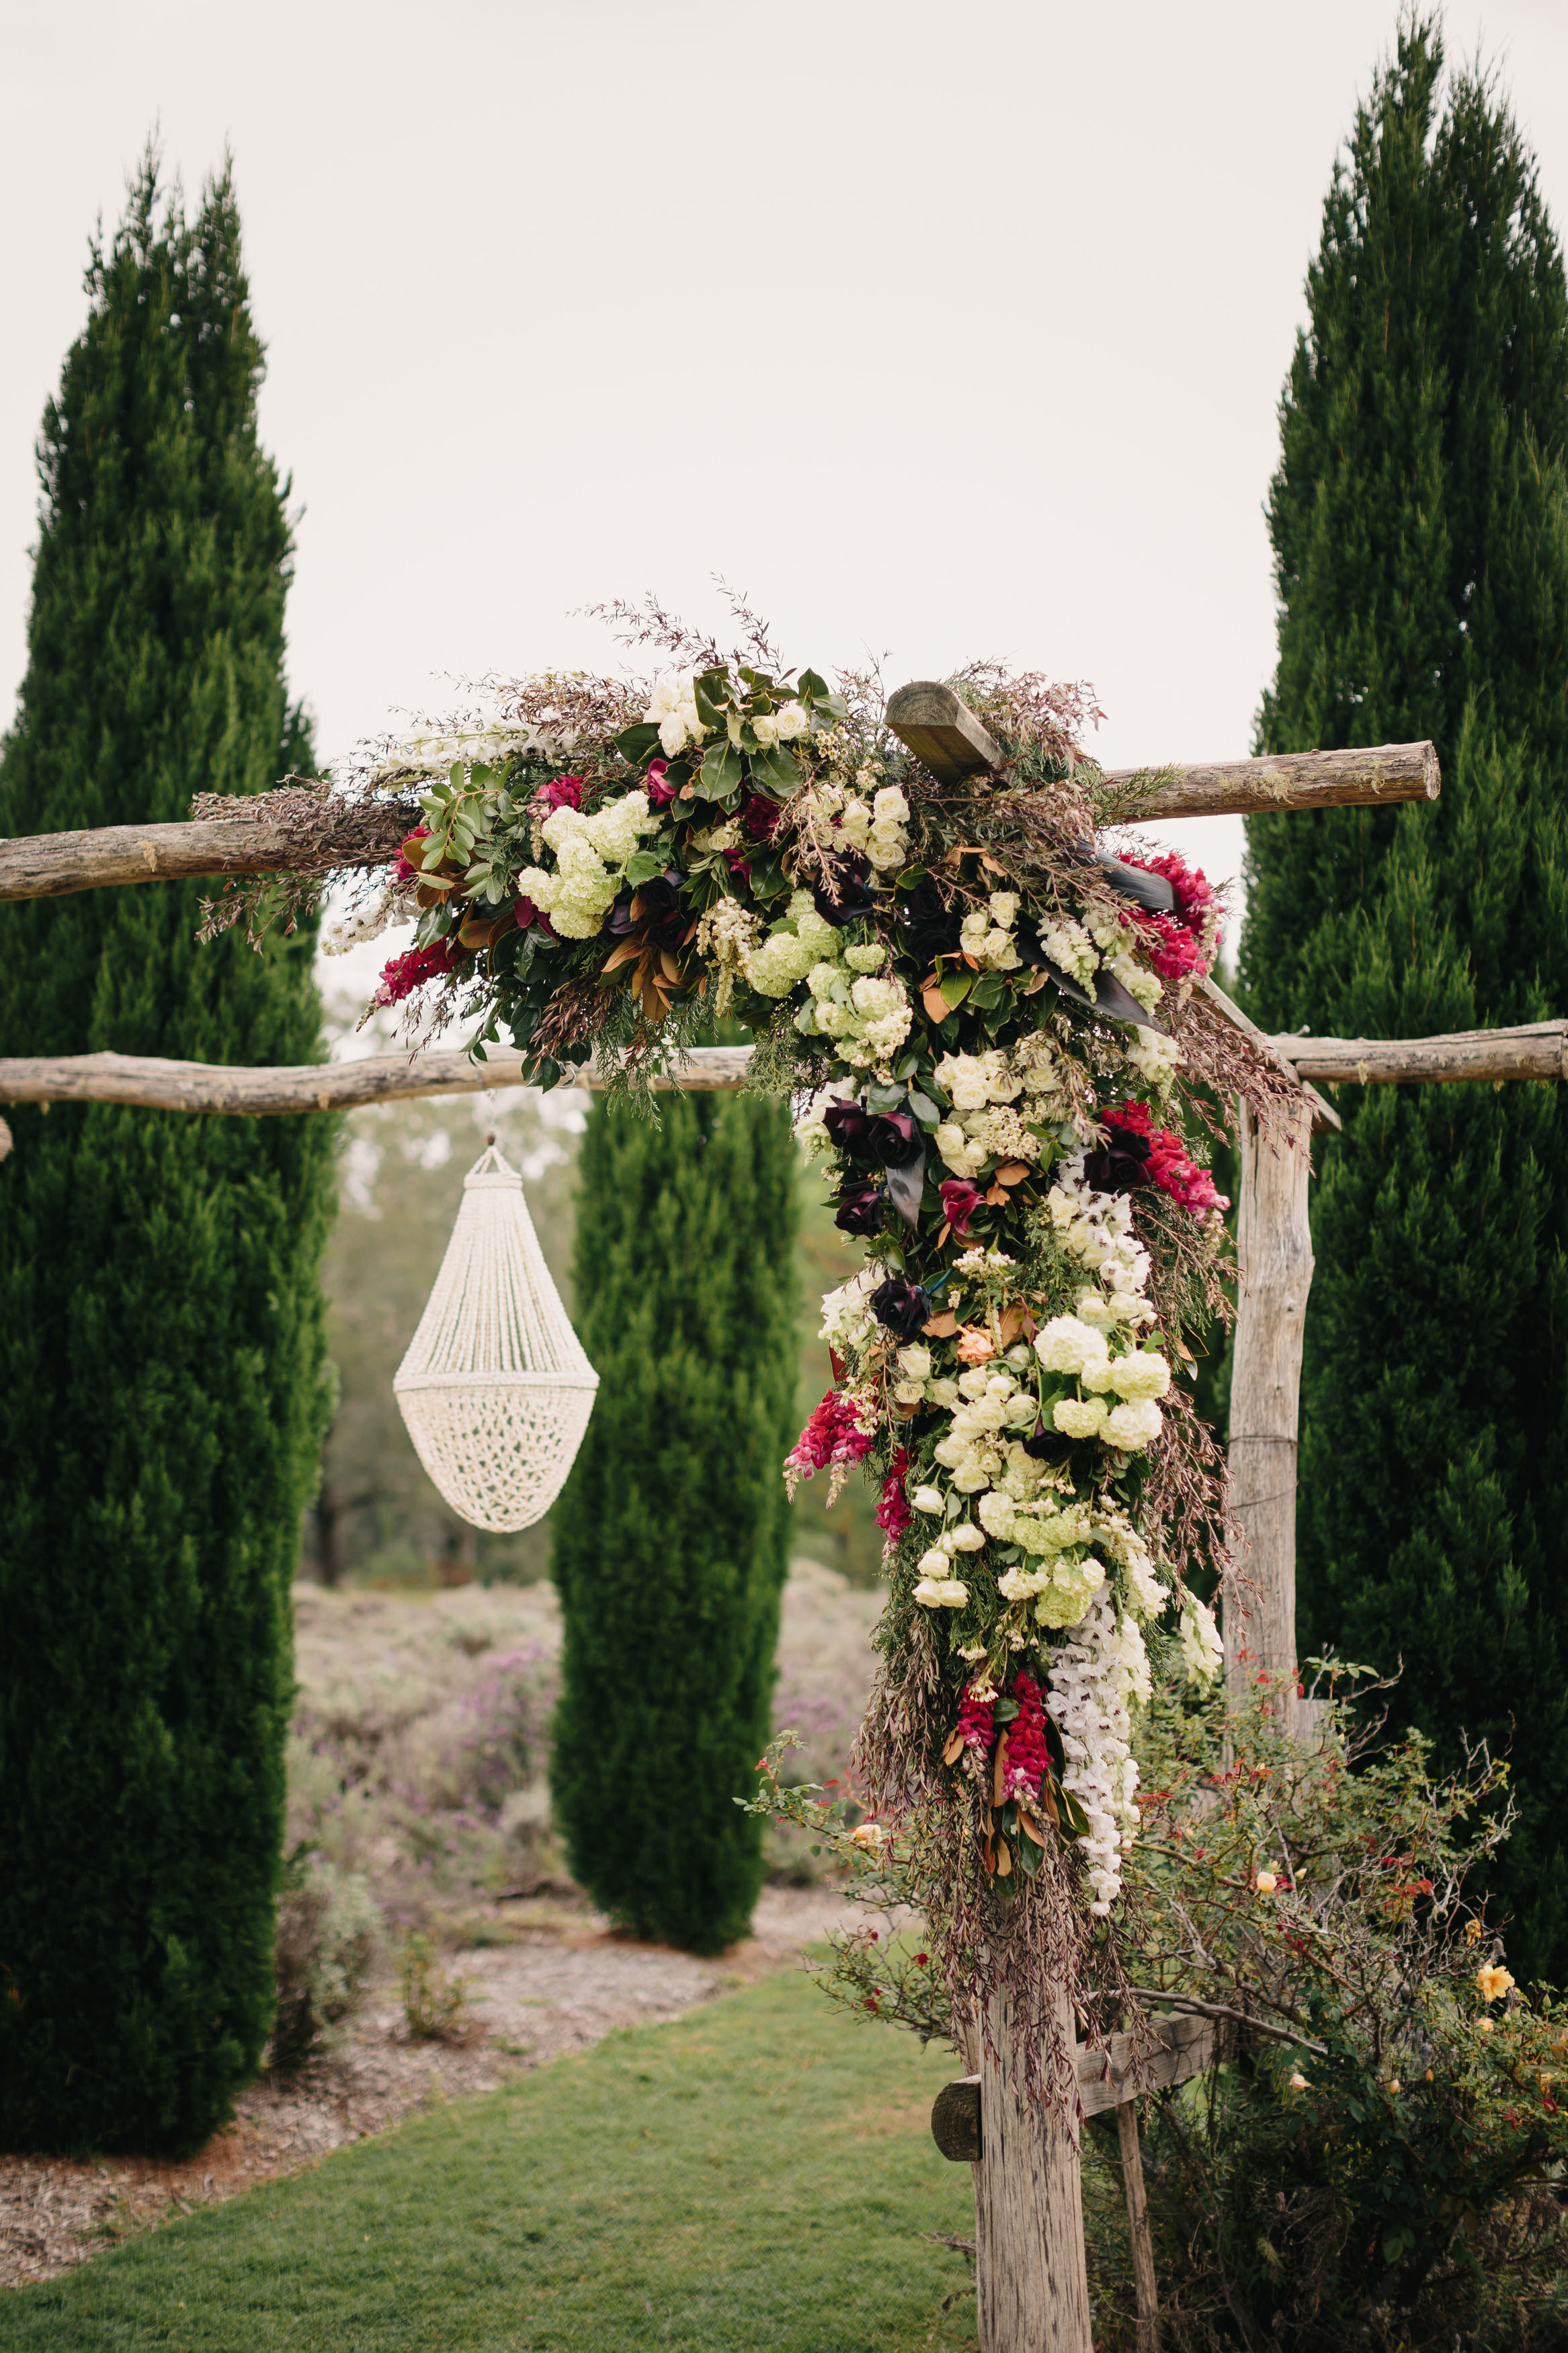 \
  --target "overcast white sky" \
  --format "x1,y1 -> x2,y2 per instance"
7,0 -> 1568,939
